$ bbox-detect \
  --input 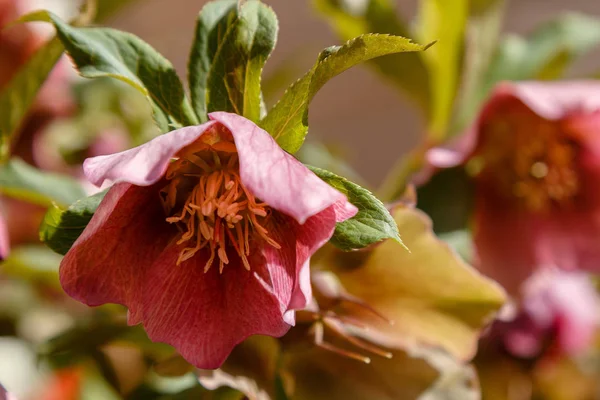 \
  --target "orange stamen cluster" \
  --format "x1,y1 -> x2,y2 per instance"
160,136 -> 280,272
475,108 -> 580,212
